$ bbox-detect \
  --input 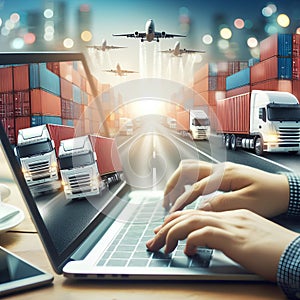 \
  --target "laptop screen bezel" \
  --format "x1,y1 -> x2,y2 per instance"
0,52 -> 113,273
